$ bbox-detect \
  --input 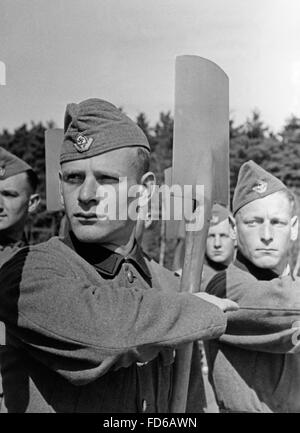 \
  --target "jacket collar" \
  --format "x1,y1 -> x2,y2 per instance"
234,250 -> 279,280
205,255 -> 228,272
0,232 -> 28,250
63,231 -> 152,280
